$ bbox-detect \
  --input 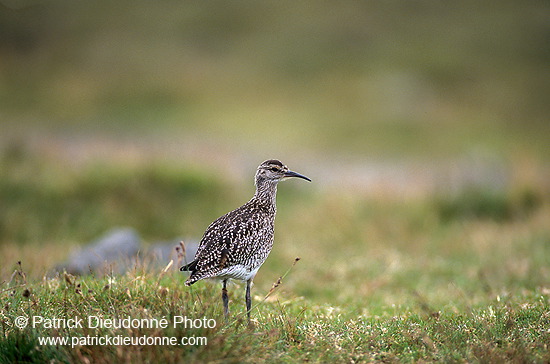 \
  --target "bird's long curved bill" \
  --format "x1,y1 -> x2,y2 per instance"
284,170 -> 311,182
